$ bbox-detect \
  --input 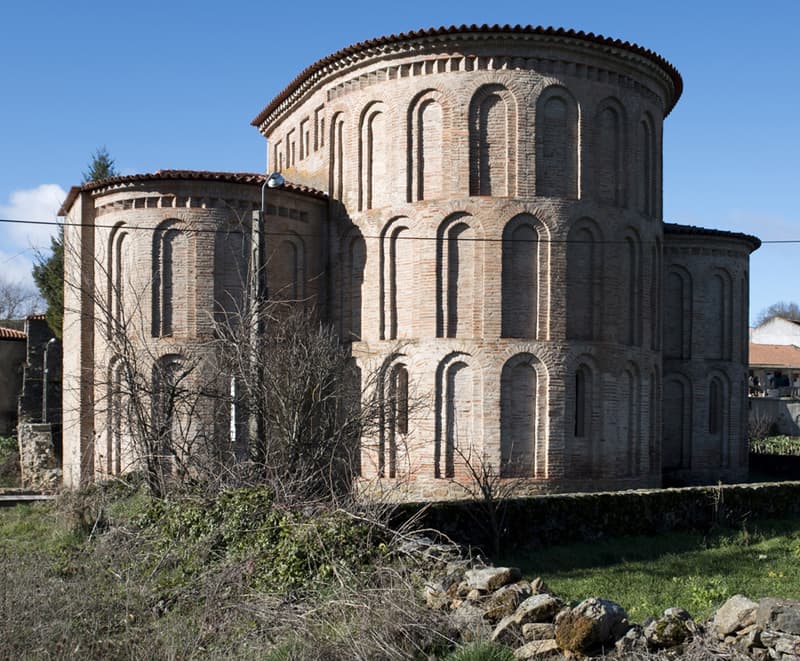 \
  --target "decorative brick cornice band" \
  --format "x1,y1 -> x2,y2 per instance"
251,24 -> 683,131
